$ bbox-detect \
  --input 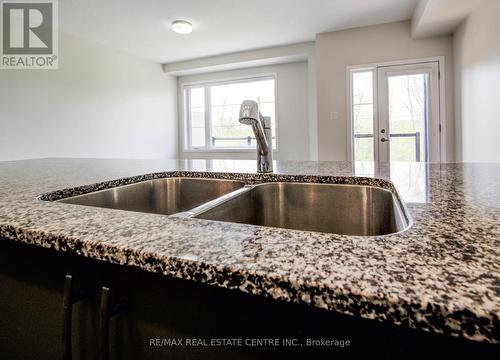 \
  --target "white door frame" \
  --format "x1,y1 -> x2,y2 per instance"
346,56 -> 446,163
